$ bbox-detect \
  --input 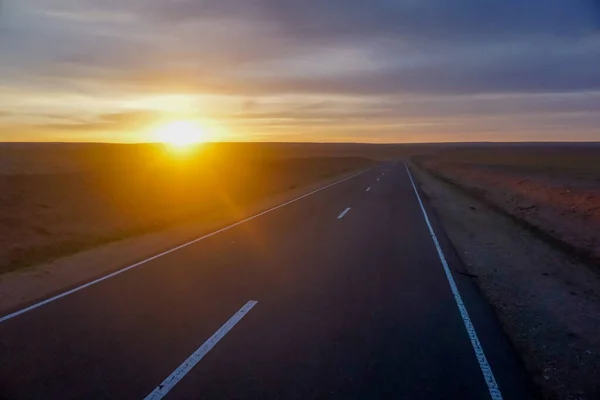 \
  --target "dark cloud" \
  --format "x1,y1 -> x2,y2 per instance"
154,0 -> 597,41
39,1 -> 600,96
244,50 -> 600,96
137,0 -> 600,97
